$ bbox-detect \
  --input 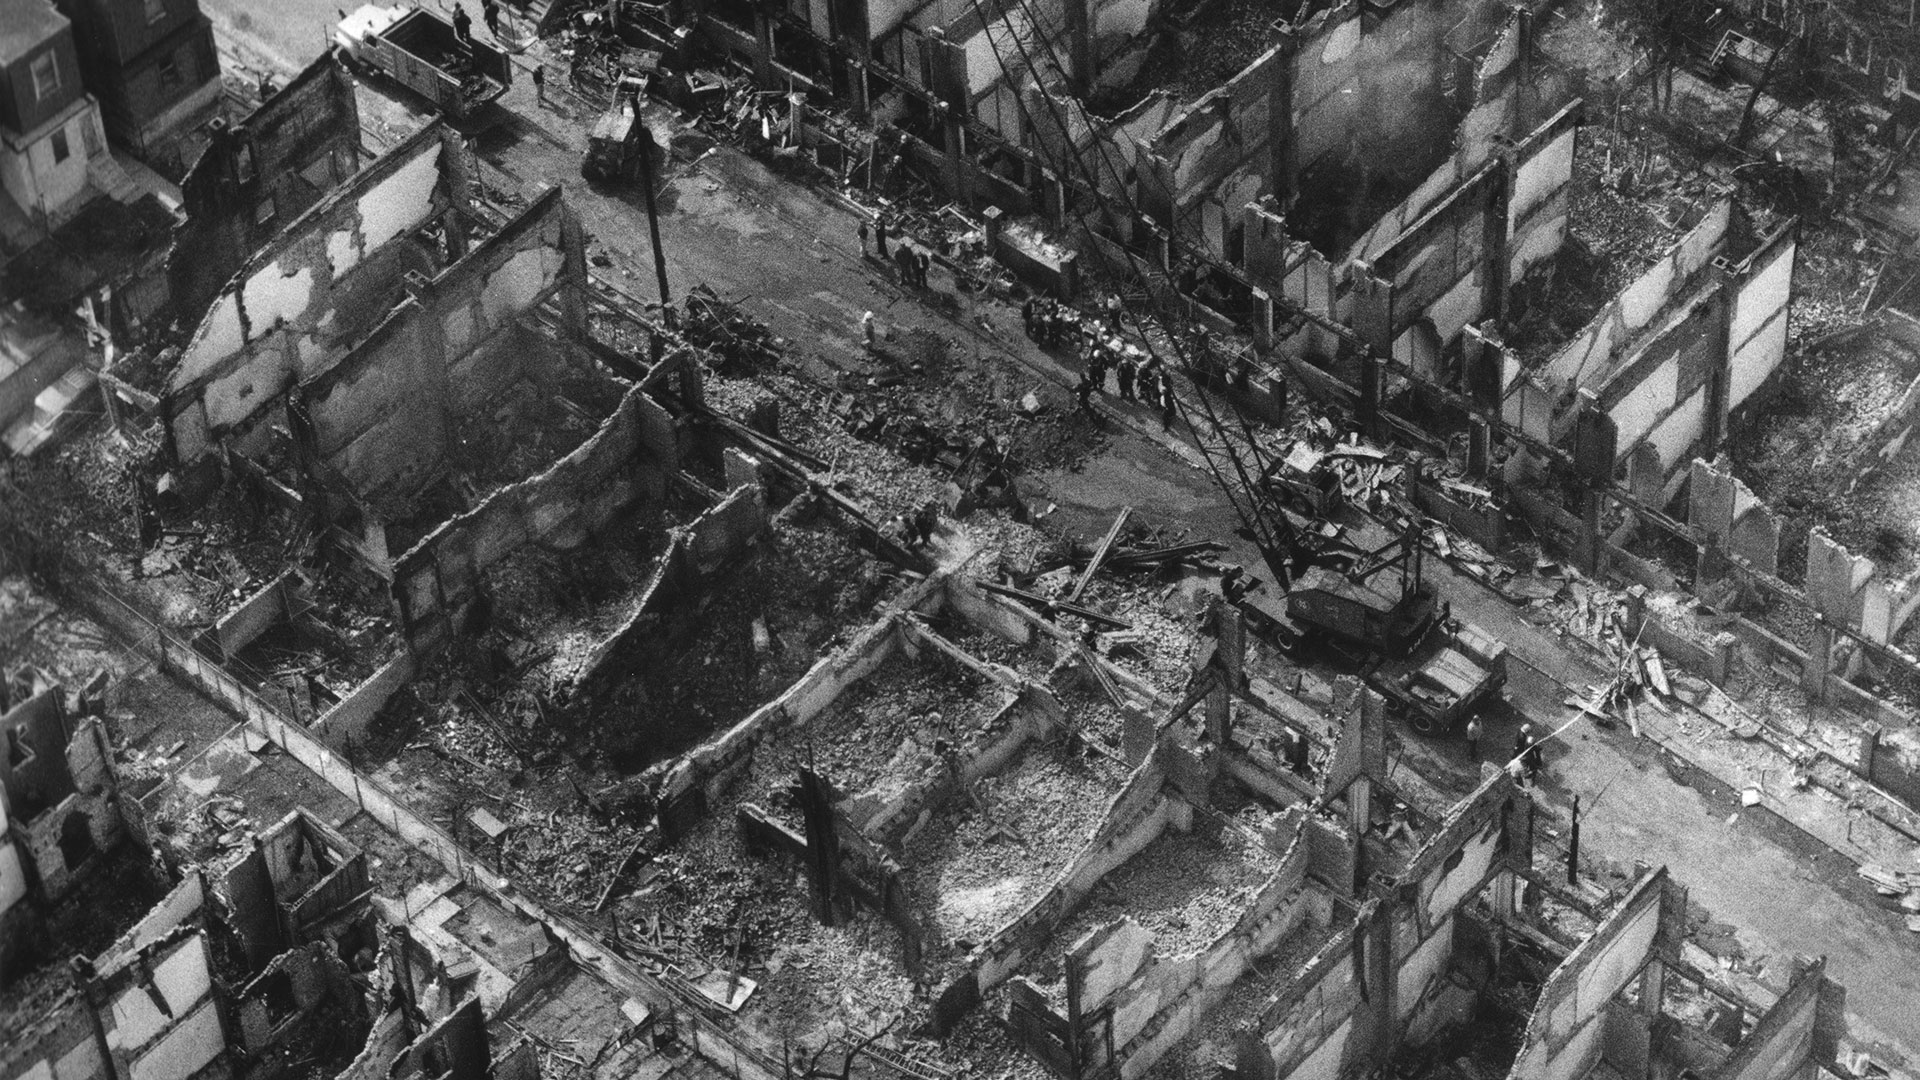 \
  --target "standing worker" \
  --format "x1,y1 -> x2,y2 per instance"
1022,295 -> 1038,339
1515,722 -> 1540,783
452,3 -> 473,45
1106,292 -> 1123,331
531,64 -> 546,105
1464,715 -> 1482,761
917,249 -> 931,289
858,218 -> 869,256
1160,378 -> 1176,431
482,0 -> 501,38
875,216 -> 890,259
861,310 -> 877,349
1137,361 -> 1160,414
1085,339 -> 1107,395
1116,349 -> 1137,402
